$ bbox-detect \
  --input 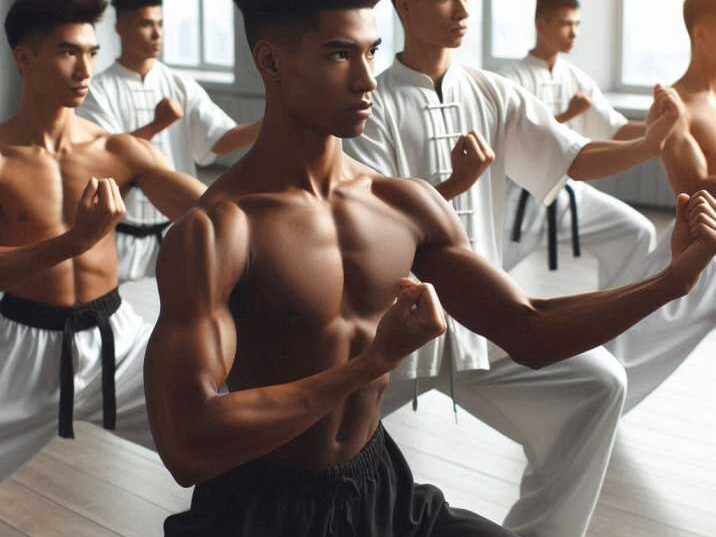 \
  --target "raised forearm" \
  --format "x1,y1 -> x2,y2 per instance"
156,349 -> 384,486
515,269 -> 681,368
435,172 -> 469,200
613,121 -> 647,141
416,245 -> 683,370
211,121 -> 262,155
131,120 -> 165,141
0,231 -> 85,290
568,138 -> 656,180
136,171 -> 206,219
